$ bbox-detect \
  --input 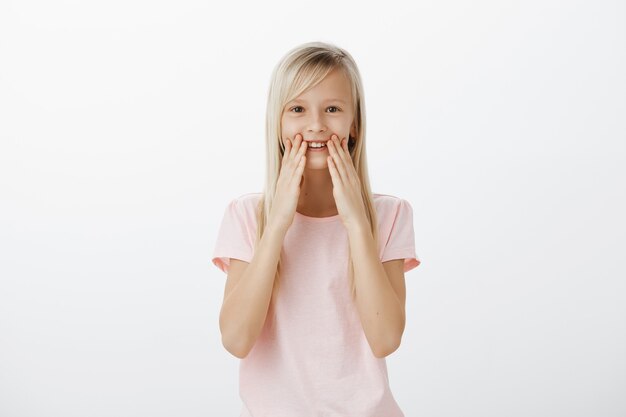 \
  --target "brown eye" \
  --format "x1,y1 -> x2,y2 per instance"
290,106 -> 304,113
327,106 -> 341,113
